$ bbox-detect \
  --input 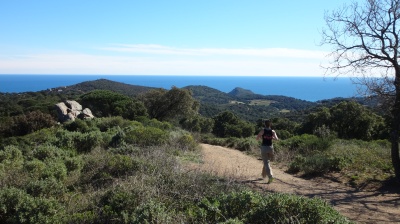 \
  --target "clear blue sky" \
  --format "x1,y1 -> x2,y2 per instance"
0,0 -> 349,76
